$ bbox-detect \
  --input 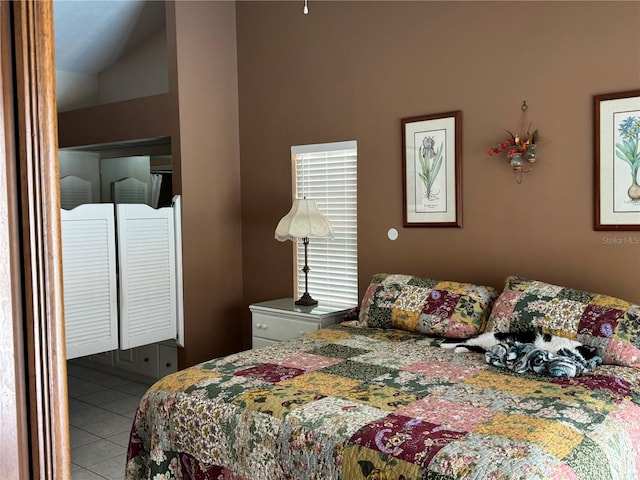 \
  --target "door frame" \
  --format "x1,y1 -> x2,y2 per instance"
1,1 -> 70,477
